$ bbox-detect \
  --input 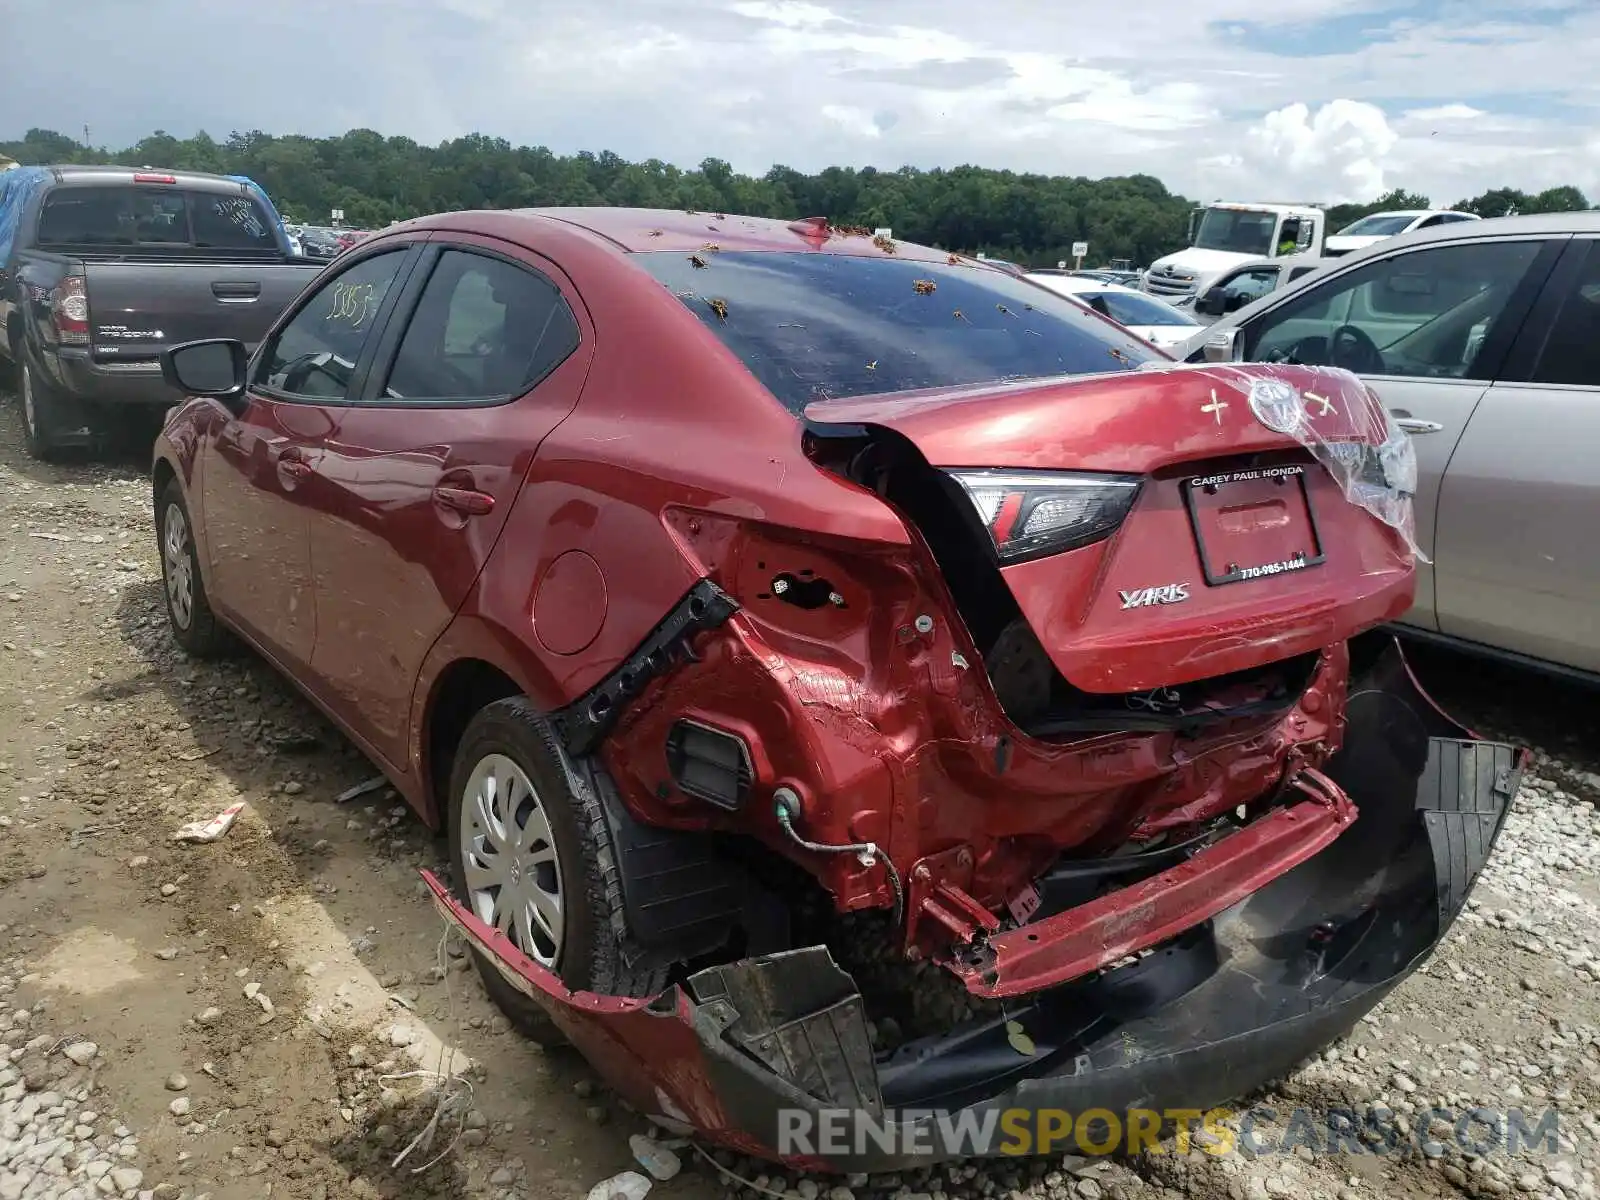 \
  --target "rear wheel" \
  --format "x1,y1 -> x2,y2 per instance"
445,697 -> 668,1044
20,361 -> 62,462
156,479 -> 234,658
